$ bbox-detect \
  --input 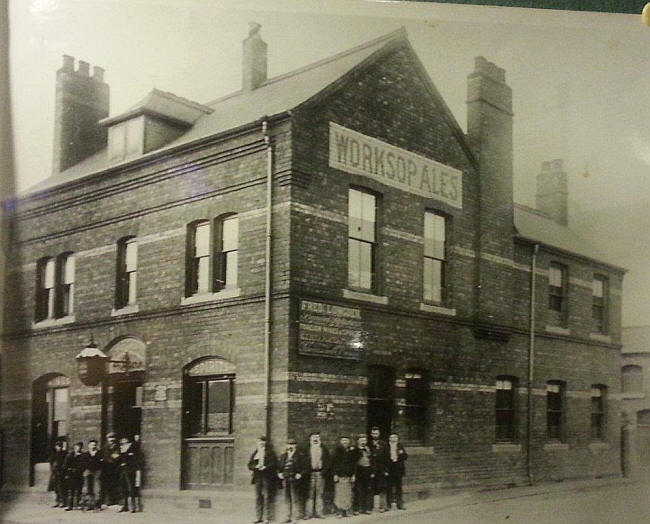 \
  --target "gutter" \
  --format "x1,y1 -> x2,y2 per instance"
262,118 -> 273,438
527,243 -> 539,486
